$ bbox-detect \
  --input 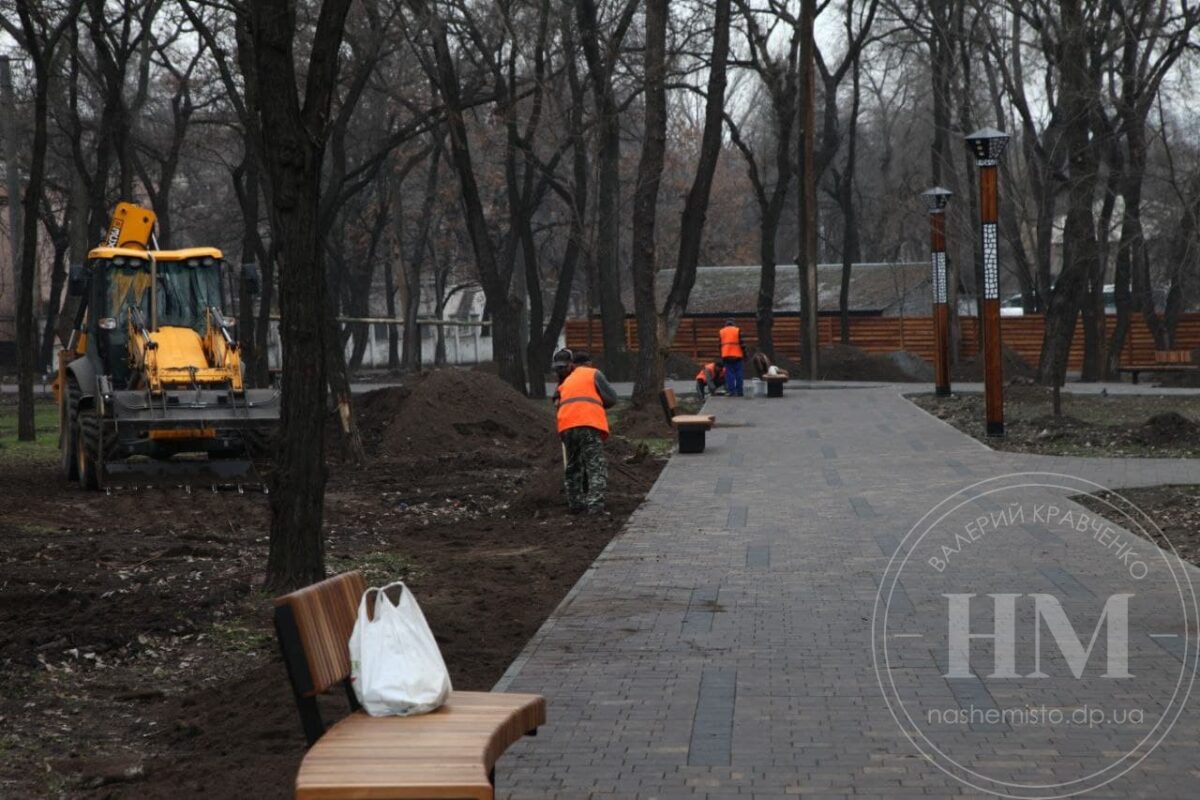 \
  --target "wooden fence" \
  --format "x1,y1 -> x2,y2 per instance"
565,313 -> 1200,370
